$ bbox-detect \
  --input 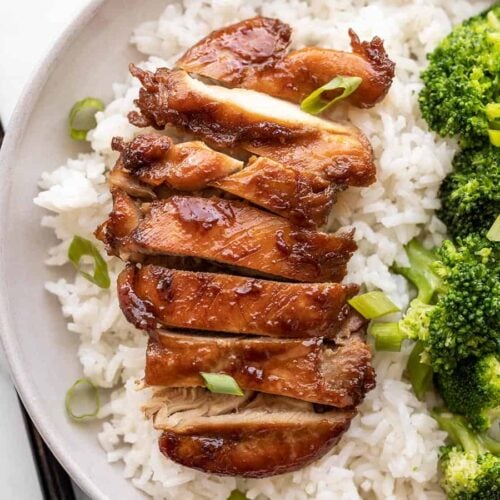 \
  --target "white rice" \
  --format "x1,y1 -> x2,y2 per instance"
34,1 -> 494,498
